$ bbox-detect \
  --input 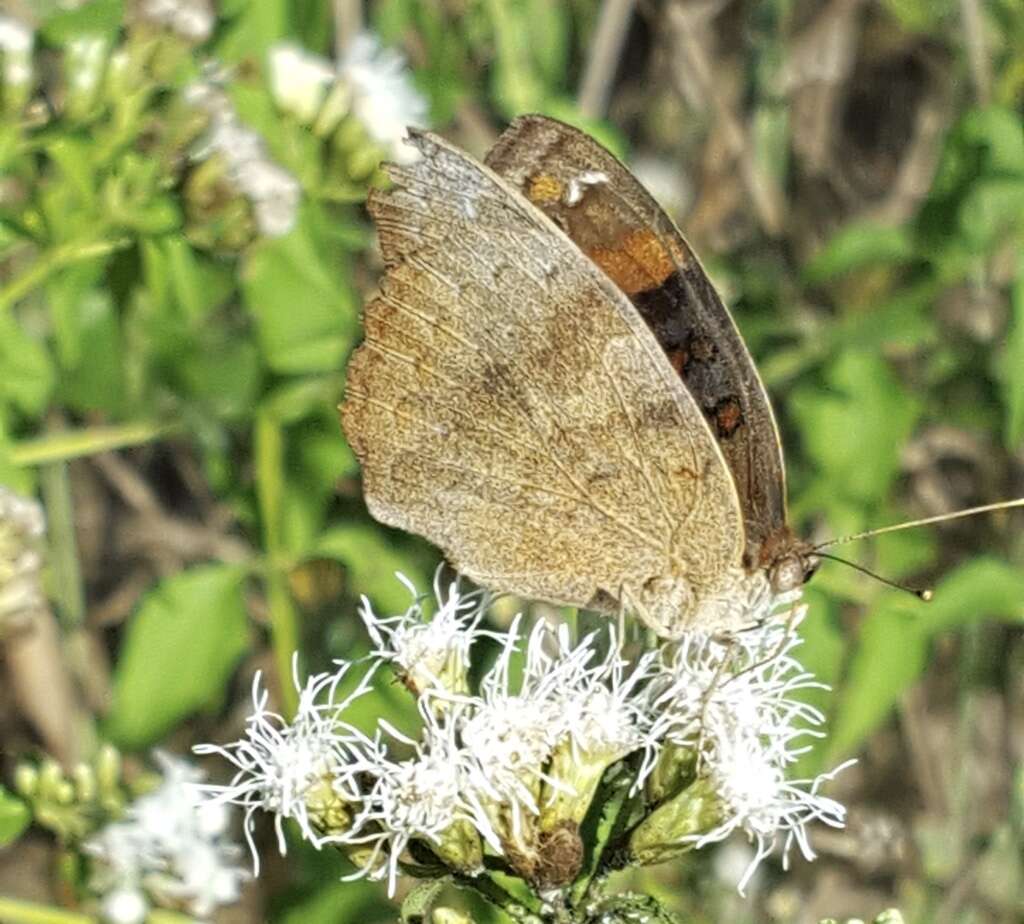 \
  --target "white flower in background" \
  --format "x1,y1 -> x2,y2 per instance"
64,35 -> 109,112
360,571 -> 495,695
339,34 -> 427,163
0,15 -> 33,94
266,33 -> 427,162
0,486 -> 47,632
138,0 -> 214,43
187,80 -> 301,236
86,752 -> 249,923
267,42 -> 335,125
194,660 -> 381,869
